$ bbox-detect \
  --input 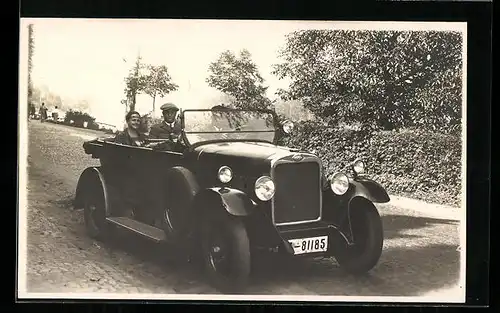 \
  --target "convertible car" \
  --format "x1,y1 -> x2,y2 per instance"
74,108 -> 390,293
